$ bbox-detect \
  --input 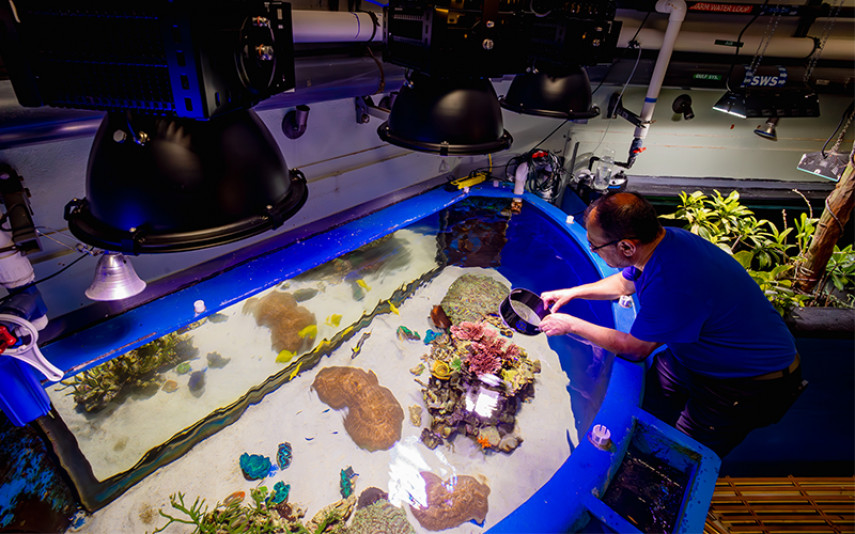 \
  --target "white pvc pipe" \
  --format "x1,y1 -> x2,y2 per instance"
634,0 -> 687,140
0,230 -> 34,289
292,10 -> 381,43
513,161 -> 528,197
